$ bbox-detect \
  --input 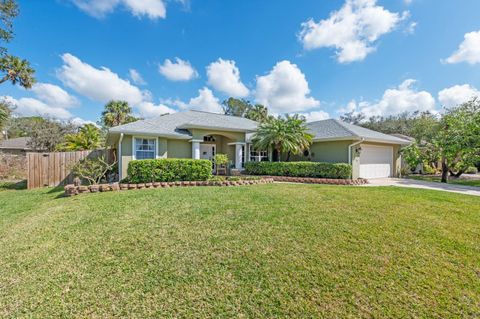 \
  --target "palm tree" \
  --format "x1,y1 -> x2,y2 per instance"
101,100 -> 138,128
252,114 -> 313,161
57,124 -> 102,151
245,104 -> 269,122
0,55 -> 36,89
